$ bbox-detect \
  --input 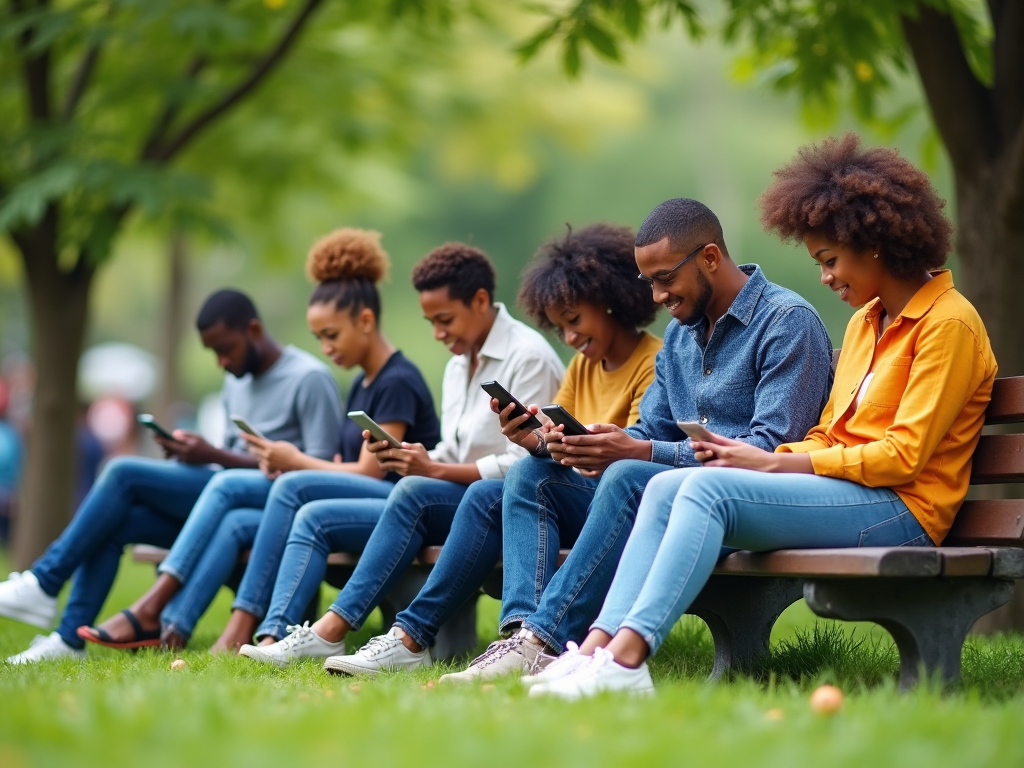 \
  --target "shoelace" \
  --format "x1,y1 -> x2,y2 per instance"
468,636 -> 521,670
356,632 -> 401,658
278,622 -> 315,651
574,646 -> 614,681
530,641 -> 580,675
